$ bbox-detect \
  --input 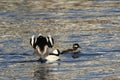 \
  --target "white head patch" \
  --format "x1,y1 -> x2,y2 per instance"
53,49 -> 59,55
